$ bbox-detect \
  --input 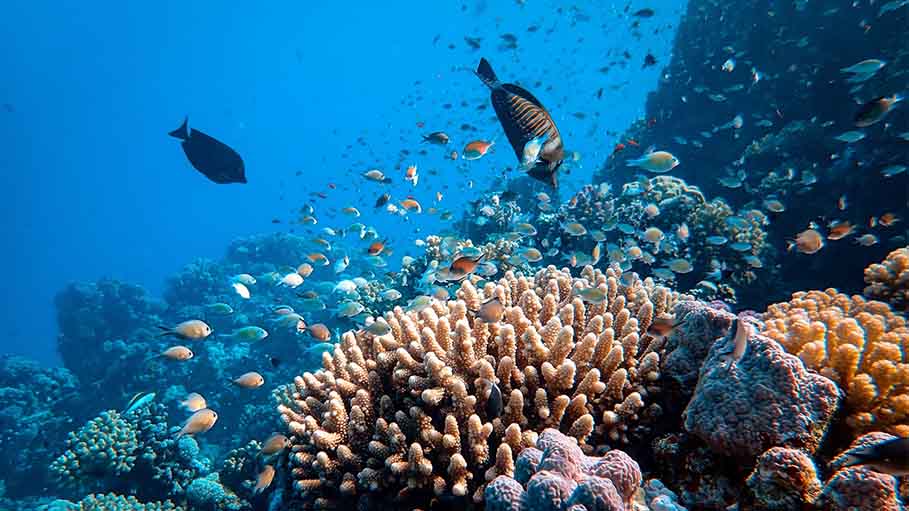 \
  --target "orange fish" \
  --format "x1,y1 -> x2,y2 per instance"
612,142 -> 626,154
879,213 -> 900,227
627,138 -> 640,147
788,229 -> 825,254
177,408 -> 218,438
307,253 -> 330,266
367,240 -> 386,256
296,263 -> 314,277
308,323 -> 332,341
591,243 -> 601,264
827,222 -> 855,241
254,465 -> 275,495
450,254 -> 484,276
462,140 -> 494,160
404,165 -> 419,186
232,371 -> 265,389
400,199 -> 422,213
259,434 -> 289,456
161,345 -> 194,361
